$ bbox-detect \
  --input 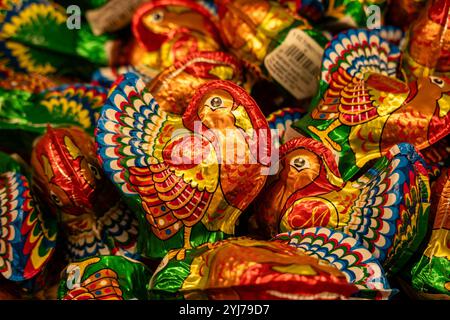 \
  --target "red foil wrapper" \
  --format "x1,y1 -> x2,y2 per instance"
150,237 -> 358,300
30,126 -> 138,260
147,51 -> 243,114
128,0 -> 222,73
